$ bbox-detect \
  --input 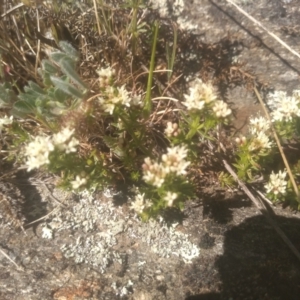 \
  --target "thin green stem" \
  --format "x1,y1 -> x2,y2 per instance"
144,20 -> 159,118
